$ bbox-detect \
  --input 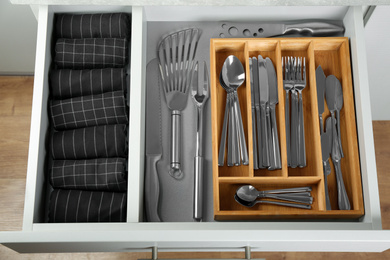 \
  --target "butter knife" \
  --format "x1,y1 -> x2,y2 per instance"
316,65 -> 326,135
322,118 -> 333,210
258,55 -> 270,168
